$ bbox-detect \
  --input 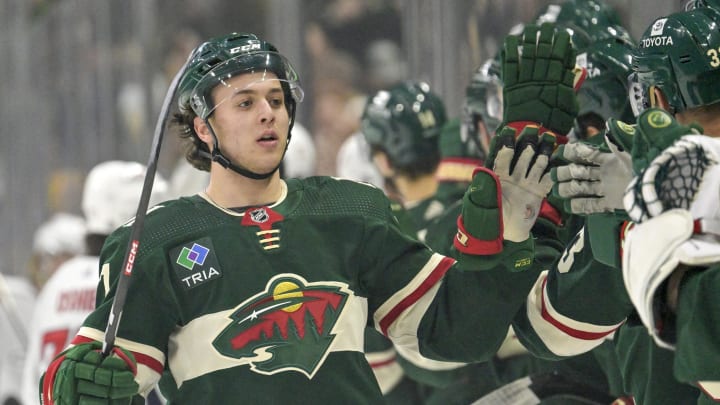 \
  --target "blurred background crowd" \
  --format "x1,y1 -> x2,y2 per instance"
0,0 -> 677,280
0,0 -> 694,403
